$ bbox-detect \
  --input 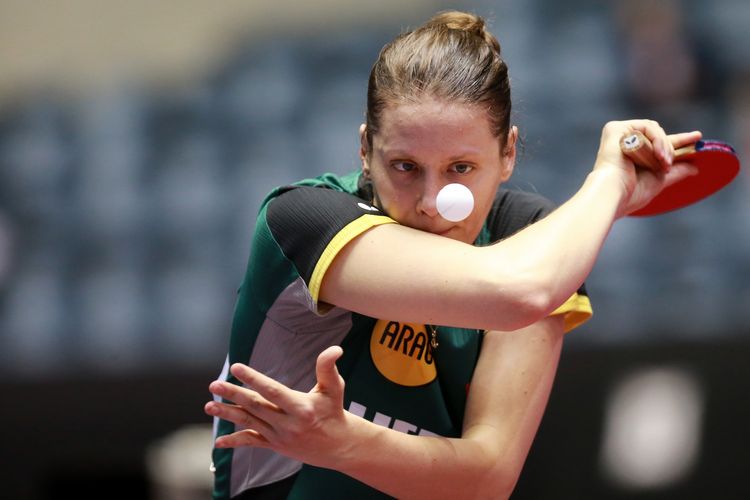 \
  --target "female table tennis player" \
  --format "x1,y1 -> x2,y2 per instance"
205,10 -> 701,499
